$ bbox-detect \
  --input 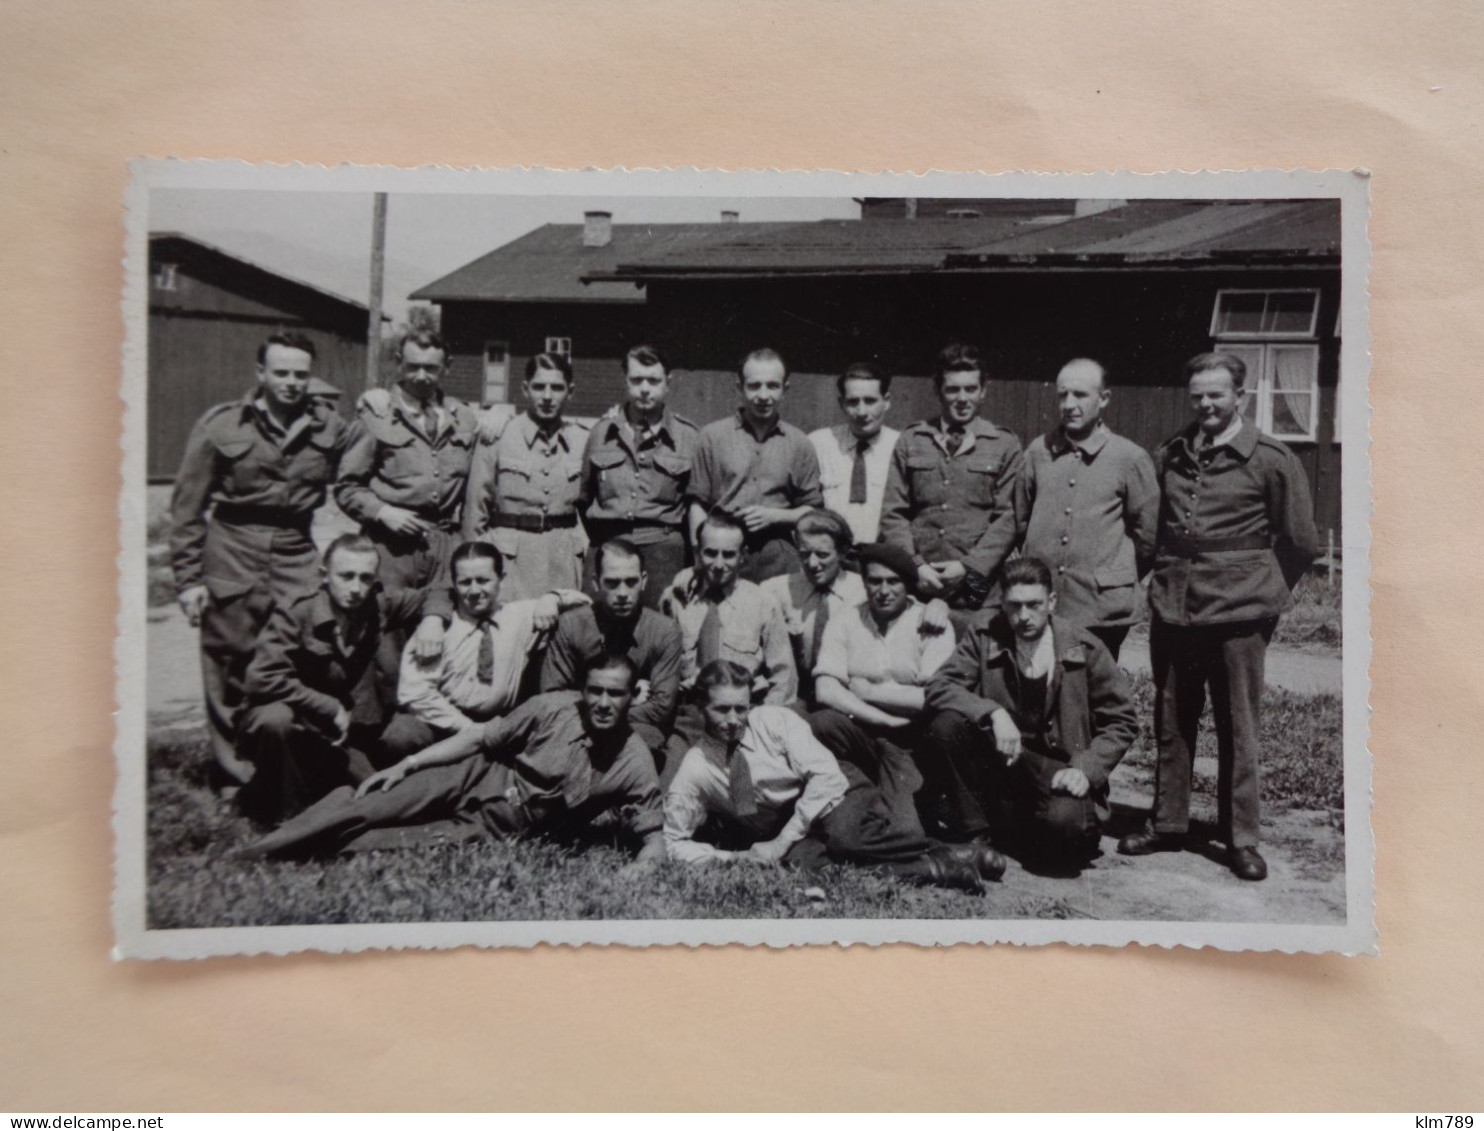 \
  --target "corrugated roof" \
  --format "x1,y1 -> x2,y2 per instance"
150,231 -> 373,313
949,200 -> 1340,263
608,217 -> 1043,276
411,223 -> 804,303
